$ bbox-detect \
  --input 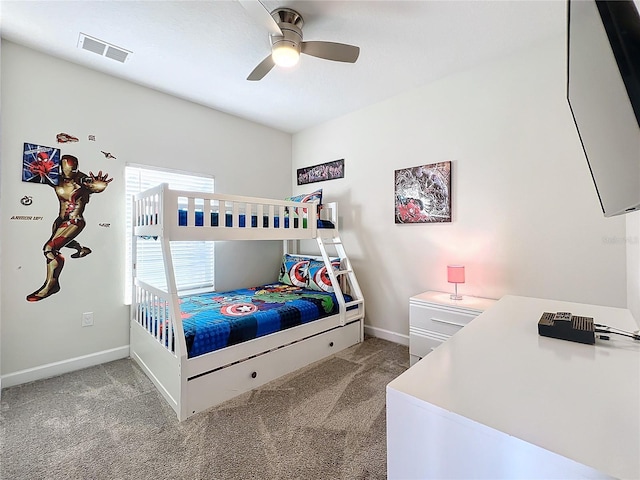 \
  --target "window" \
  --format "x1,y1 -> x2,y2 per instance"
124,165 -> 215,304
